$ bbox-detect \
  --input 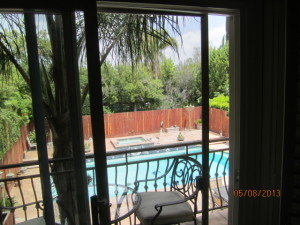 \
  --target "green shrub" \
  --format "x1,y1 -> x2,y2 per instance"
194,119 -> 202,124
209,94 -> 229,112
28,131 -> 36,143
177,132 -> 184,140
0,196 -> 16,207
